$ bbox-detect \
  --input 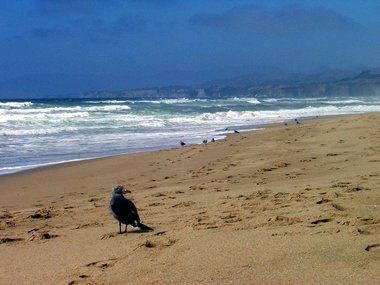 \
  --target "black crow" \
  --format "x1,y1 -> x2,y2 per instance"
110,185 -> 153,233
